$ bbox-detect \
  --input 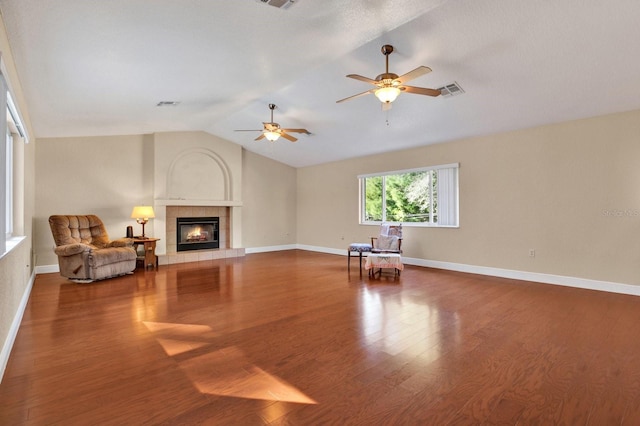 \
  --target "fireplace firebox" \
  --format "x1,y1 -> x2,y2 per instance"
176,217 -> 219,251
